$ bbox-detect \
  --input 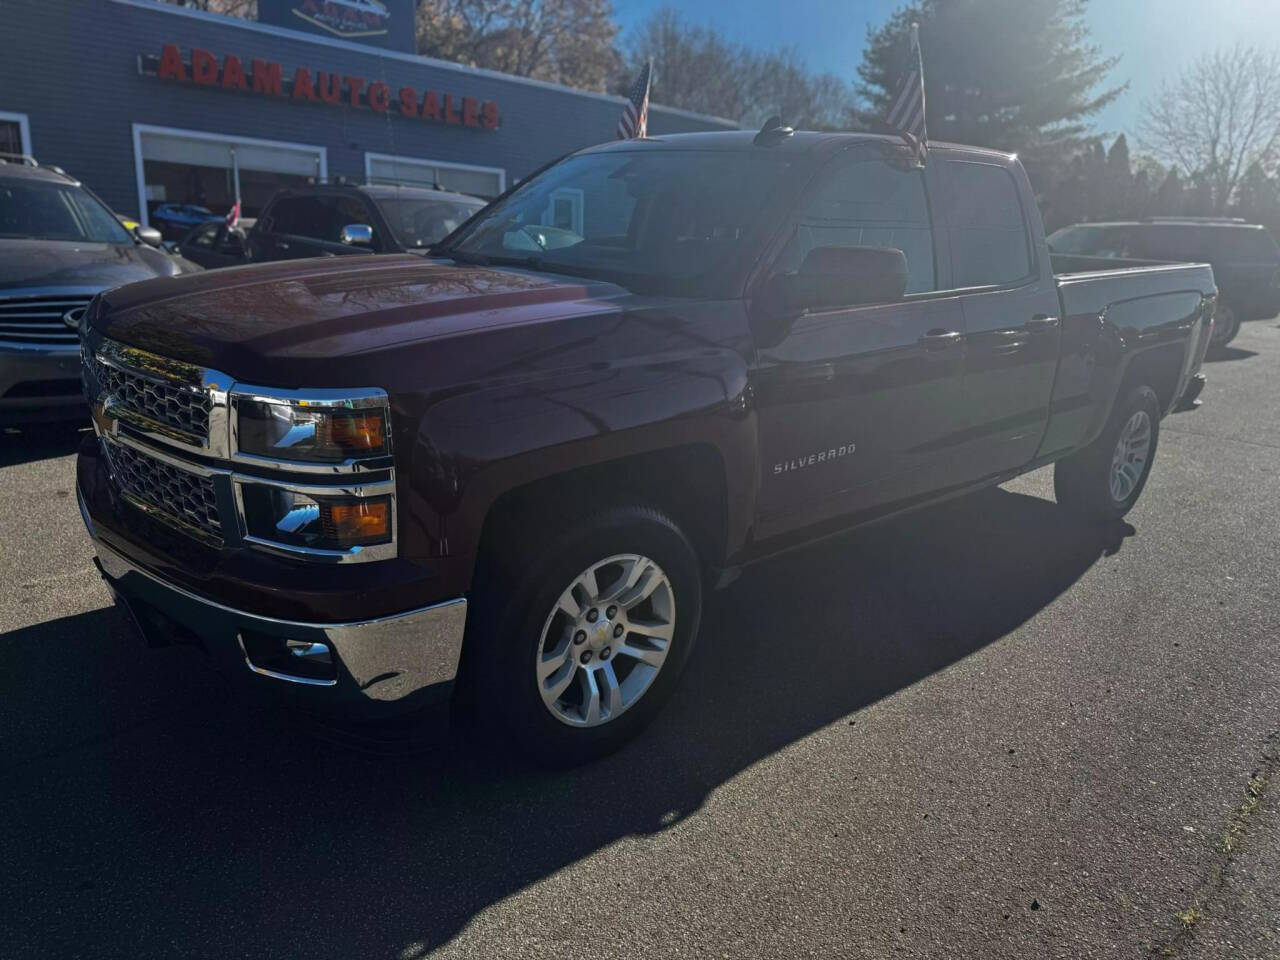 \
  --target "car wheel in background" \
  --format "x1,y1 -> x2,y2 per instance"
1054,384 -> 1161,521
1209,301 -> 1240,351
